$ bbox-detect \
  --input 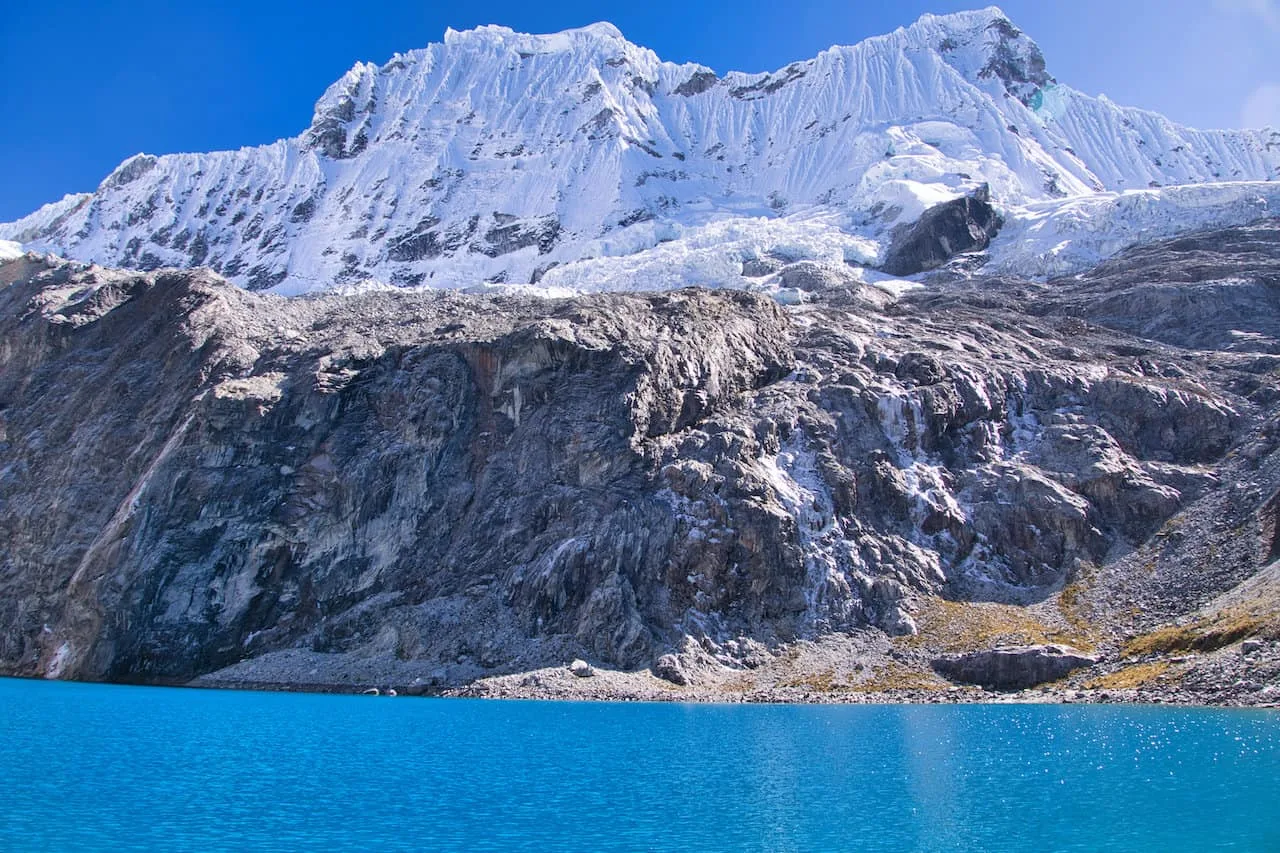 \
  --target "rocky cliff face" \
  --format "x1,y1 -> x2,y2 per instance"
3,219 -> 1279,698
